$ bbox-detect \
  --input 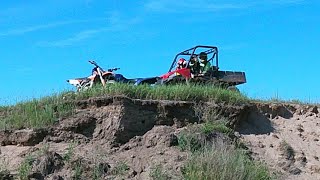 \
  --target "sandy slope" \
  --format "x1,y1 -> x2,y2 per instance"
239,103 -> 320,180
